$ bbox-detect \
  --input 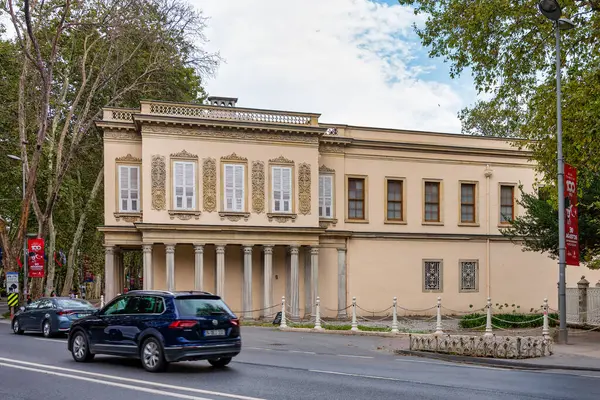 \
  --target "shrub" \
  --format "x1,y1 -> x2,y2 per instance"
458,313 -> 558,329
